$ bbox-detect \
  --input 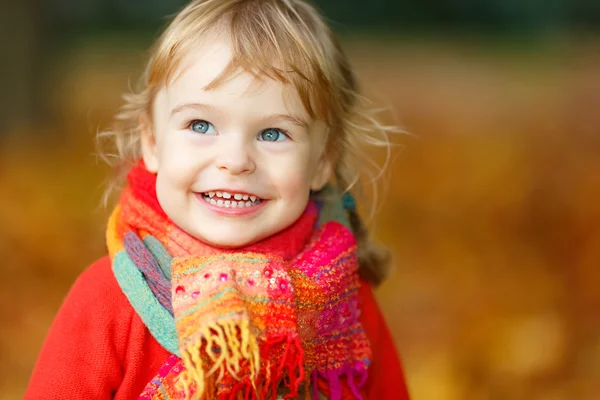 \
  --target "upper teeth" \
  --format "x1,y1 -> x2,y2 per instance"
207,191 -> 257,202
